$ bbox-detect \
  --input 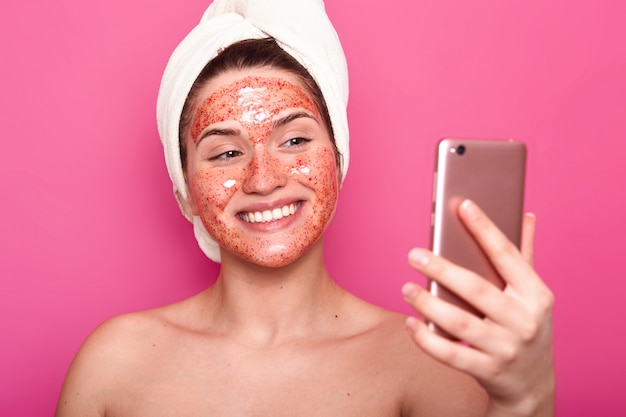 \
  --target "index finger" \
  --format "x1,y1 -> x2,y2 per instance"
458,199 -> 536,291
